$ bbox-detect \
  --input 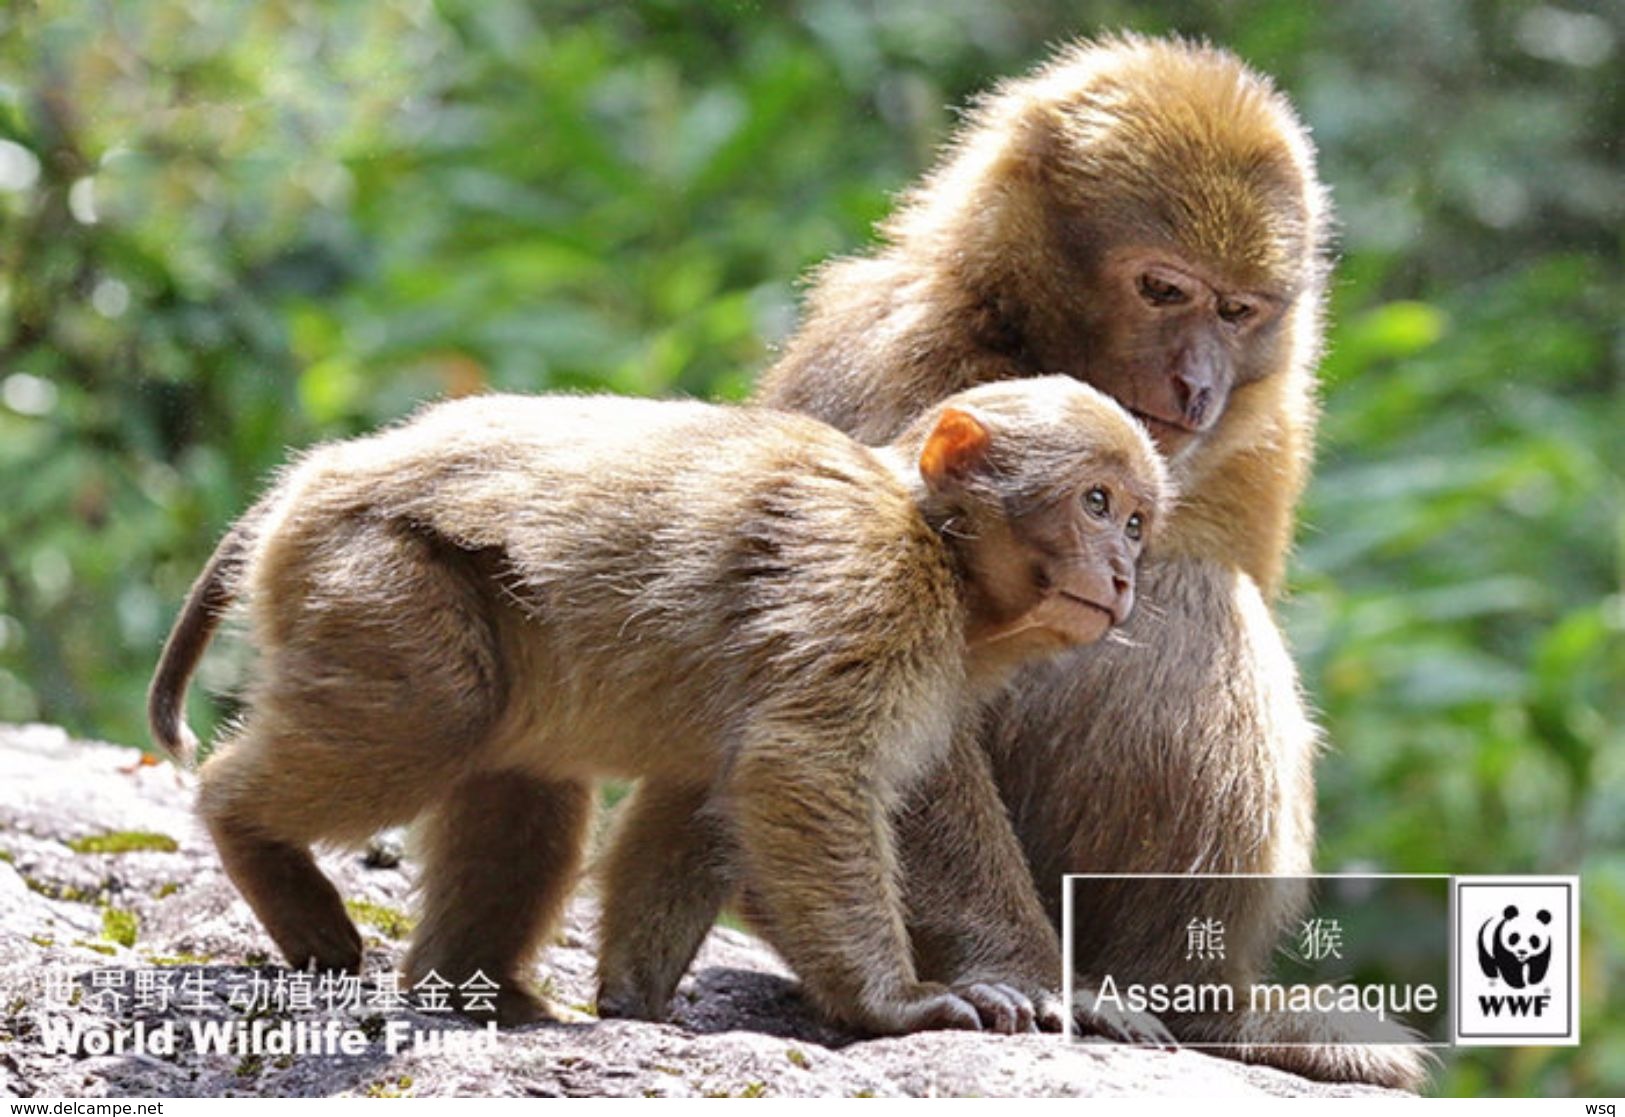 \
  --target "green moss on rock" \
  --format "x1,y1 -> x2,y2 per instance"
101,906 -> 139,947
146,952 -> 212,967
366,1076 -> 415,1097
67,831 -> 179,855
345,899 -> 415,939
24,877 -> 99,903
